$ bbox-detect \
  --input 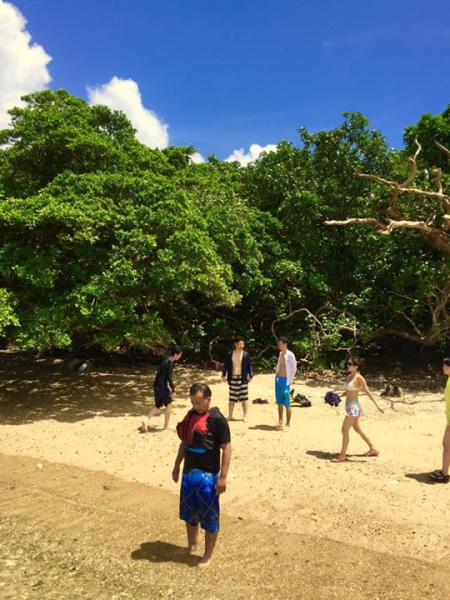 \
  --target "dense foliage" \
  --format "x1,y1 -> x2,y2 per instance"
0,90 -> 449,362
